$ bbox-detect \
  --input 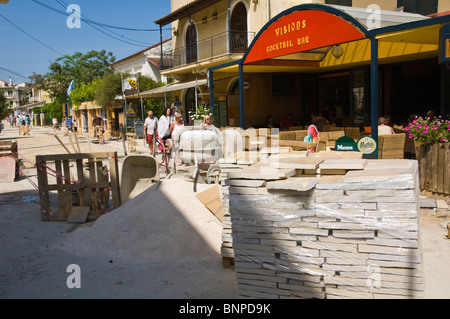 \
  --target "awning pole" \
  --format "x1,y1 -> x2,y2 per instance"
370,35 -> 379,159
239,63 -> 245,129
121,72 -> 127,130
209,69 -> 215,122
159,25 -> 164,70
227,0 -> 231,52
